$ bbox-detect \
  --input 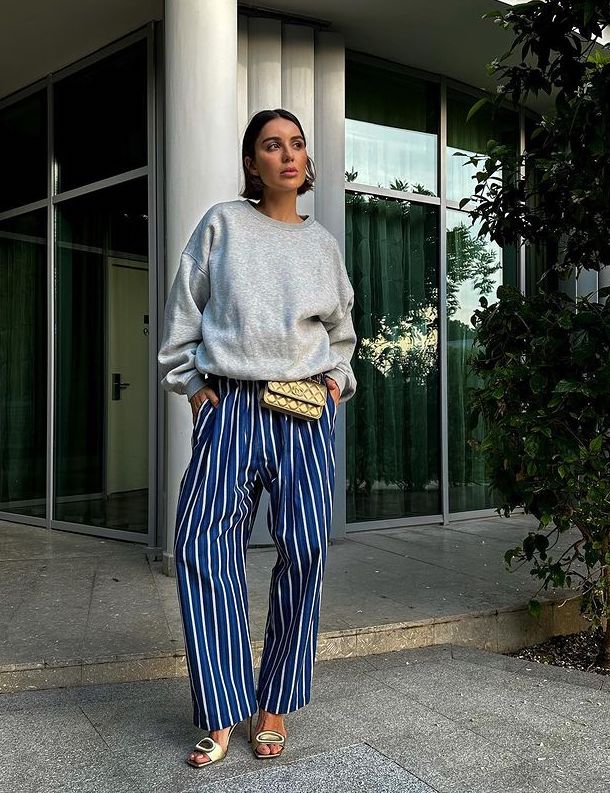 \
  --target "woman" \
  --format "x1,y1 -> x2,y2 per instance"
158,108 -> 357,769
